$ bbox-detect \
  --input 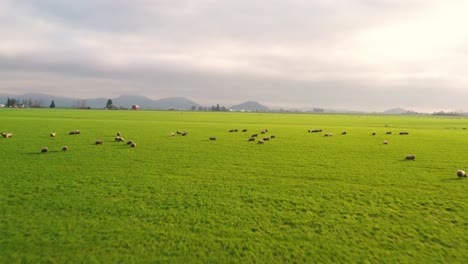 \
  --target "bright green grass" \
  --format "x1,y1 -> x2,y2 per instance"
0,109 -> 467,263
